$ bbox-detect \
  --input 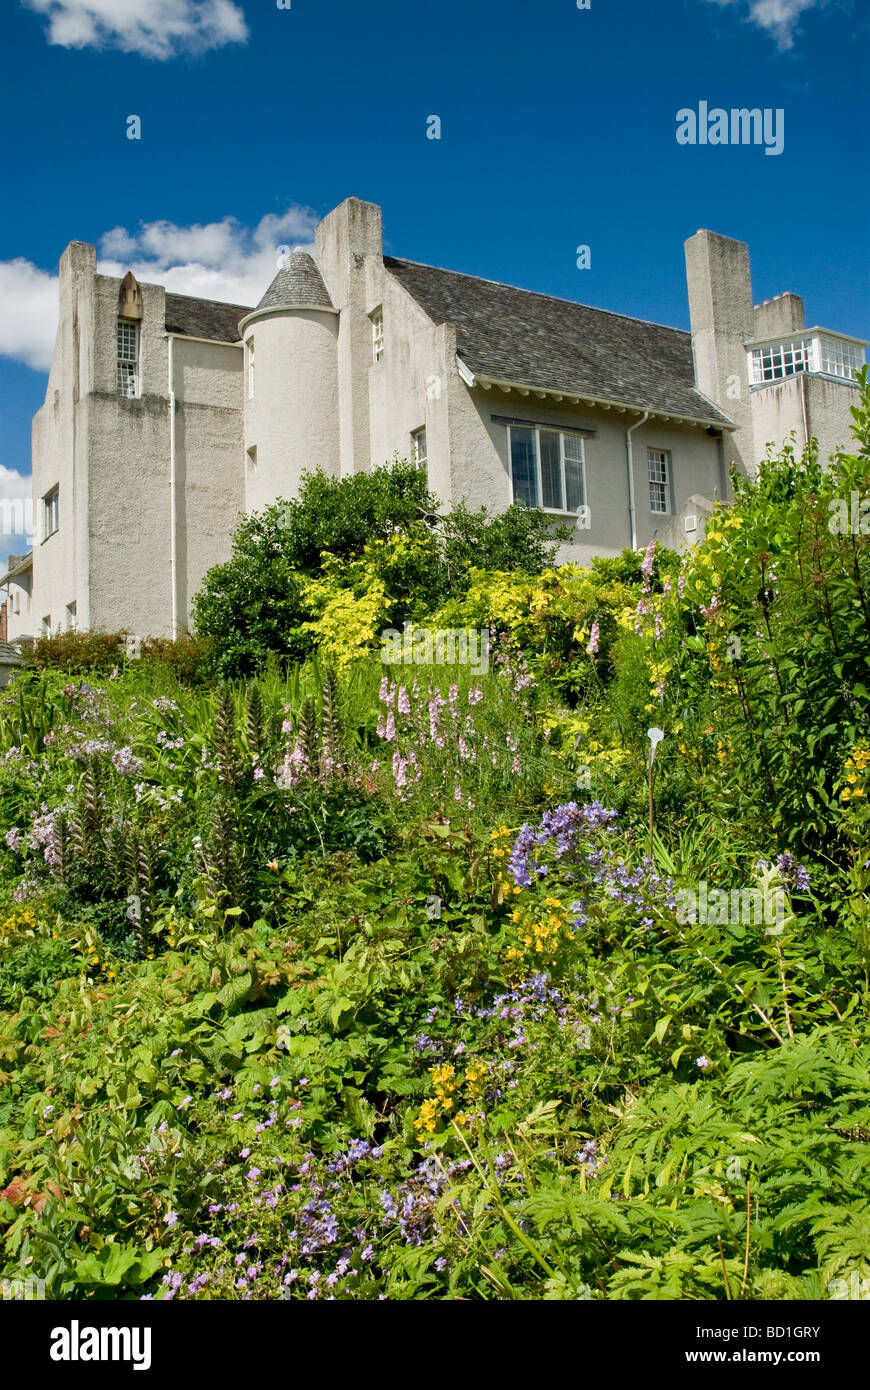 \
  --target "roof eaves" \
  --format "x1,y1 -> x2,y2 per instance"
0,552 -> 33,586
457,359 -> 736,430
